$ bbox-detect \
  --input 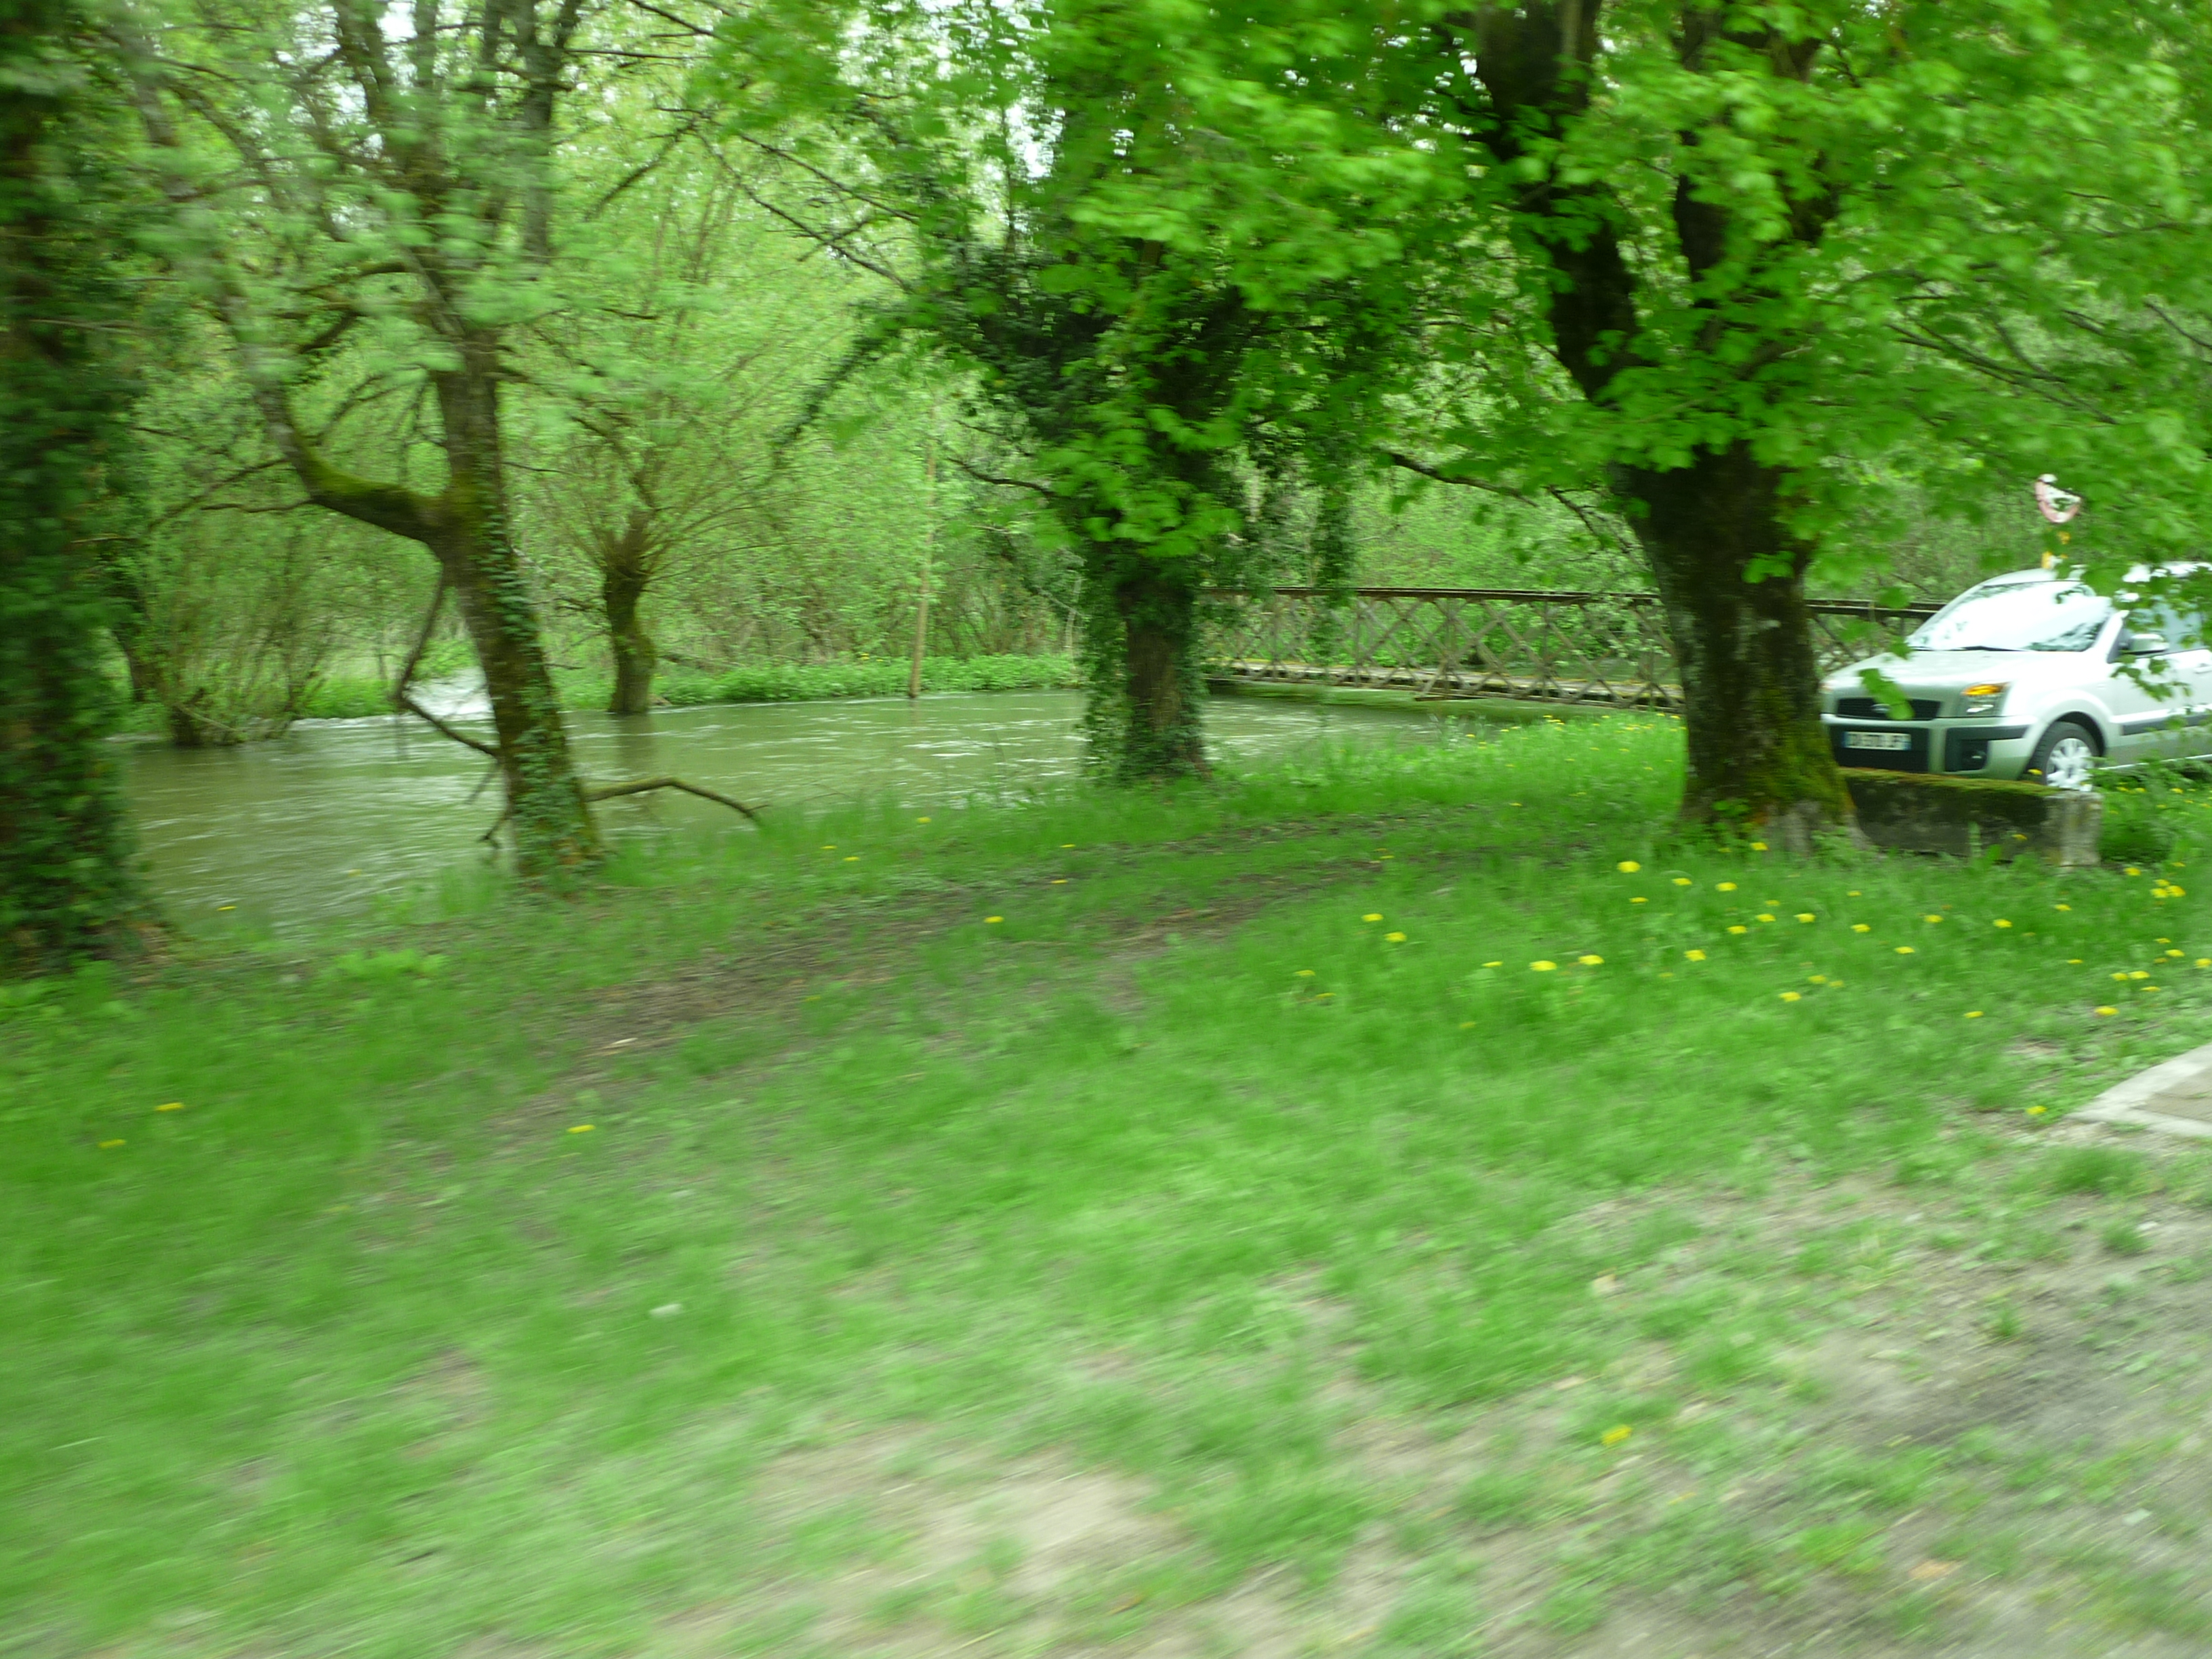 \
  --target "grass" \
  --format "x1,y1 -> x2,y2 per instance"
108,653 -> 1080,736
8,714 -> 2212,1656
